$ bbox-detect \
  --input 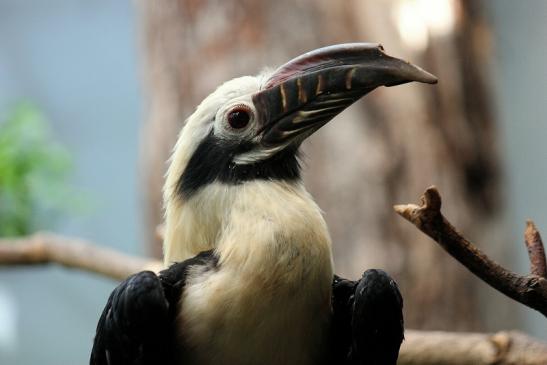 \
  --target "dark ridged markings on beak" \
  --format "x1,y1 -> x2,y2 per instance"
252,43 -> 437,148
